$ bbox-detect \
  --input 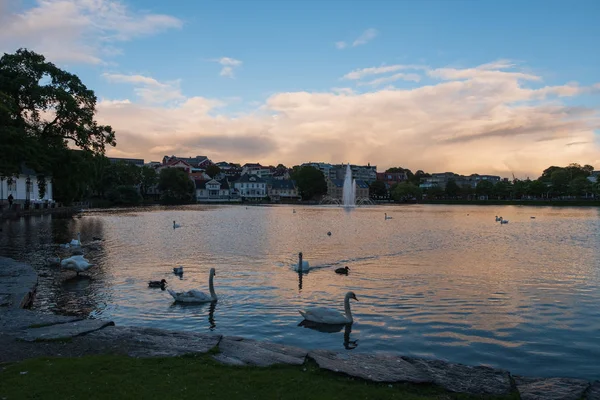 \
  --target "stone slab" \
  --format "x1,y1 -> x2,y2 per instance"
587,381 -> 600,400
403,357 -> 512,396
19,319 -> 114,342
85,326 -> 221,357
0,309 -> 83,333
308,350 -> 432,383
0,257 -> 38,309
214,336 -> 307,367
514,376 -> 591,400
